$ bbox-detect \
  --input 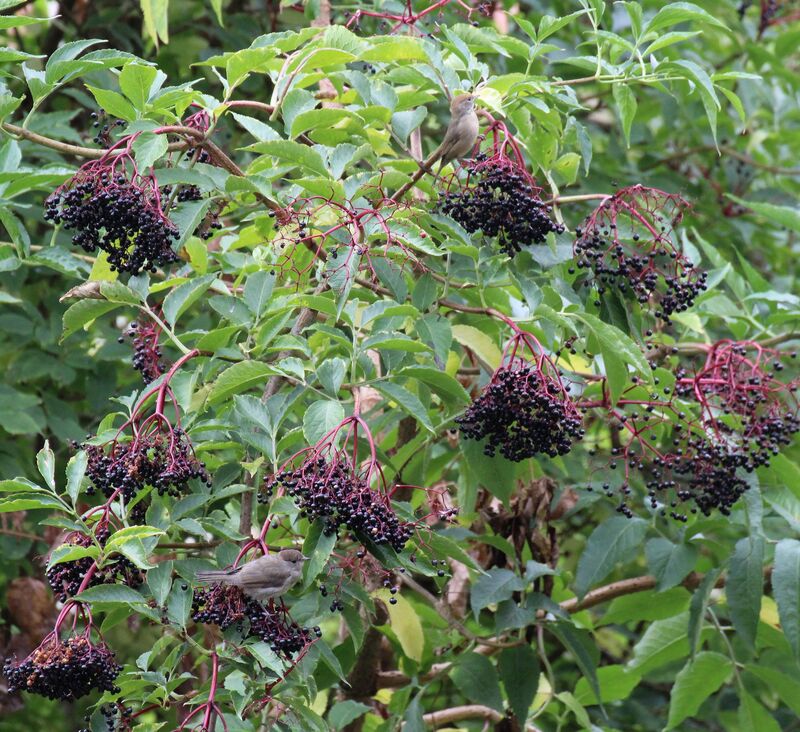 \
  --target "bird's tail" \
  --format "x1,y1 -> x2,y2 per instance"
195,568 -> 240,584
